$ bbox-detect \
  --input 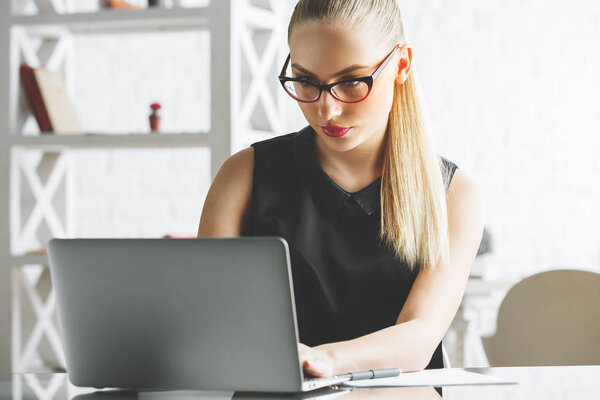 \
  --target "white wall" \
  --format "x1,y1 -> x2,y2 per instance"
399,0 -> 600,280
70,0 -> 600,281
69,30 -> 211,238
